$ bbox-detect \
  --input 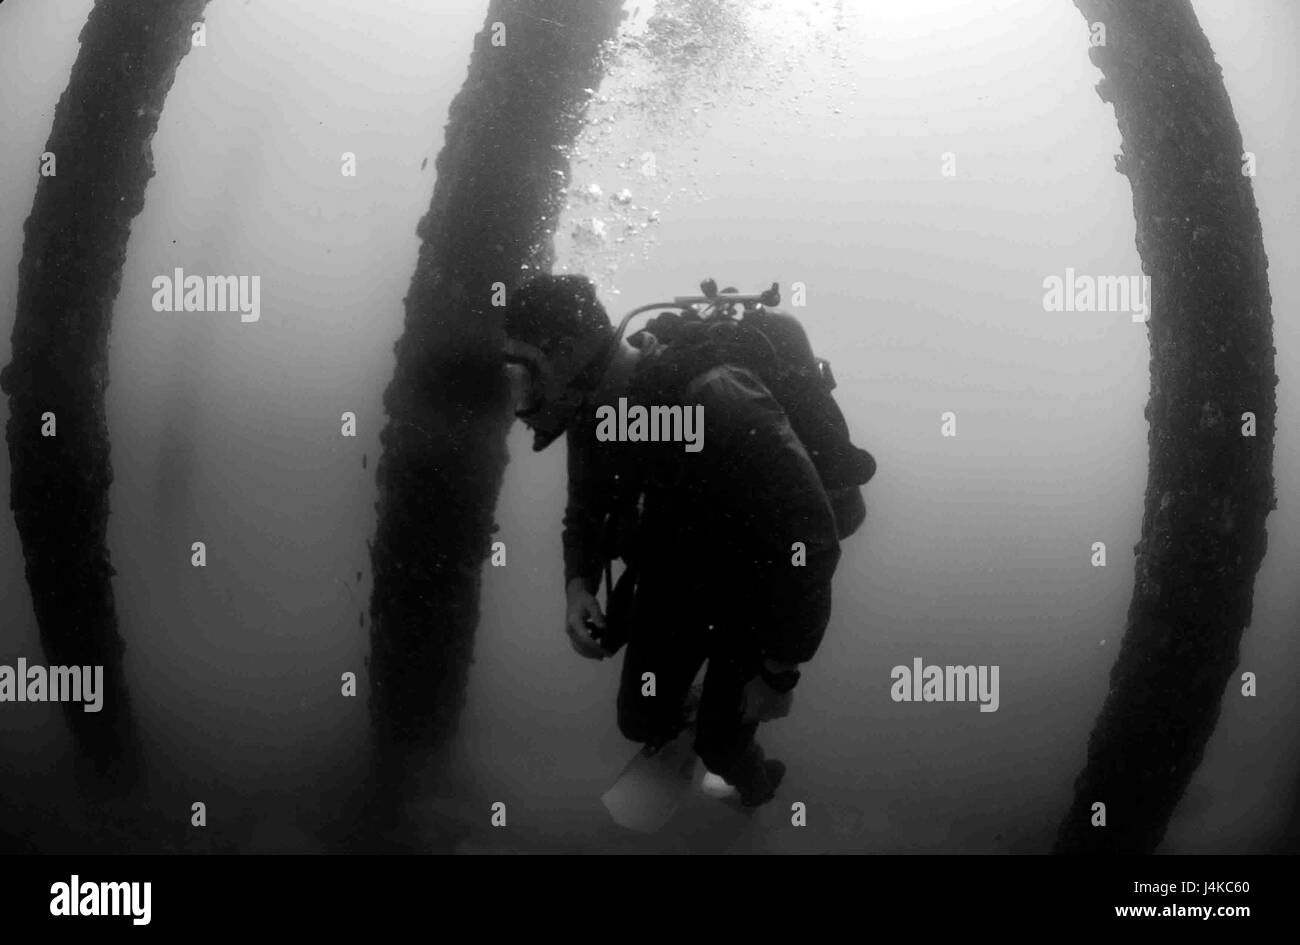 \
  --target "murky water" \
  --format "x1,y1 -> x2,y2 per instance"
0,0 -> 1297,853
